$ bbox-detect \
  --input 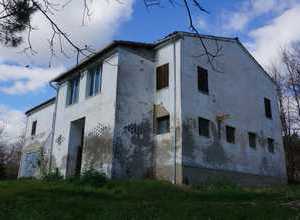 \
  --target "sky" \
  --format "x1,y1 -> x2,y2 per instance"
0,0 -> 300,141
